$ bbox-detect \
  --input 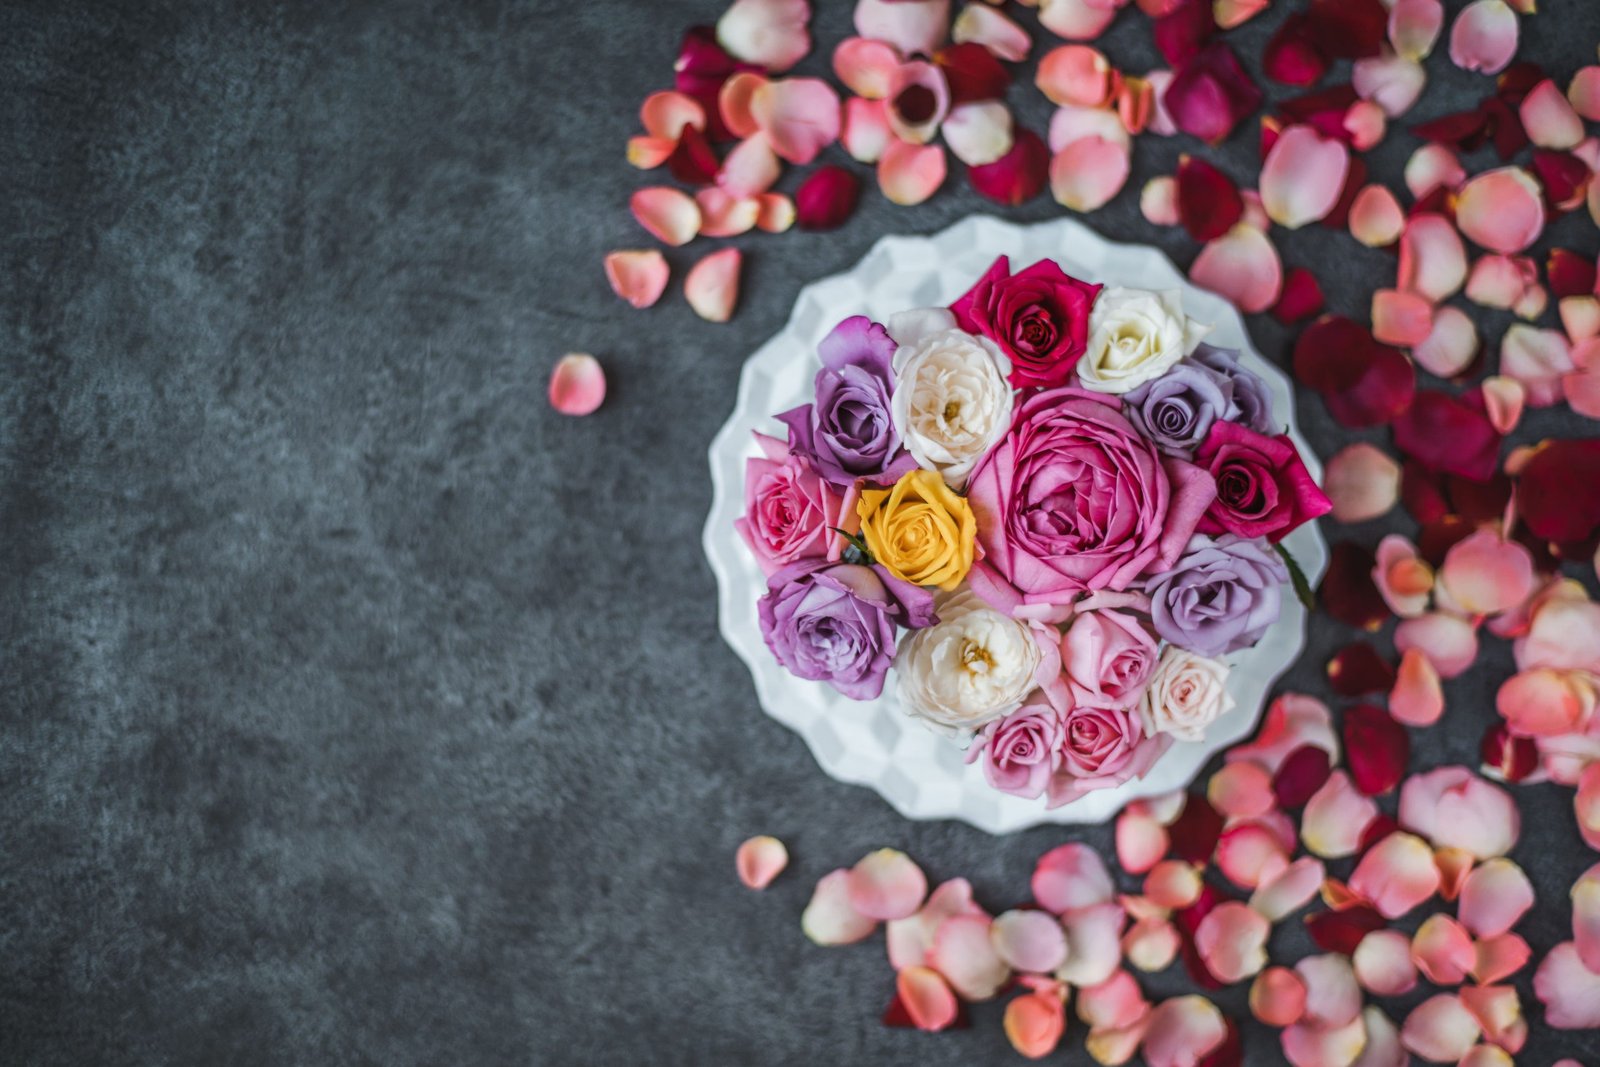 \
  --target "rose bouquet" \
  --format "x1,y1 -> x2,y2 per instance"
738,255 -> 1332,809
